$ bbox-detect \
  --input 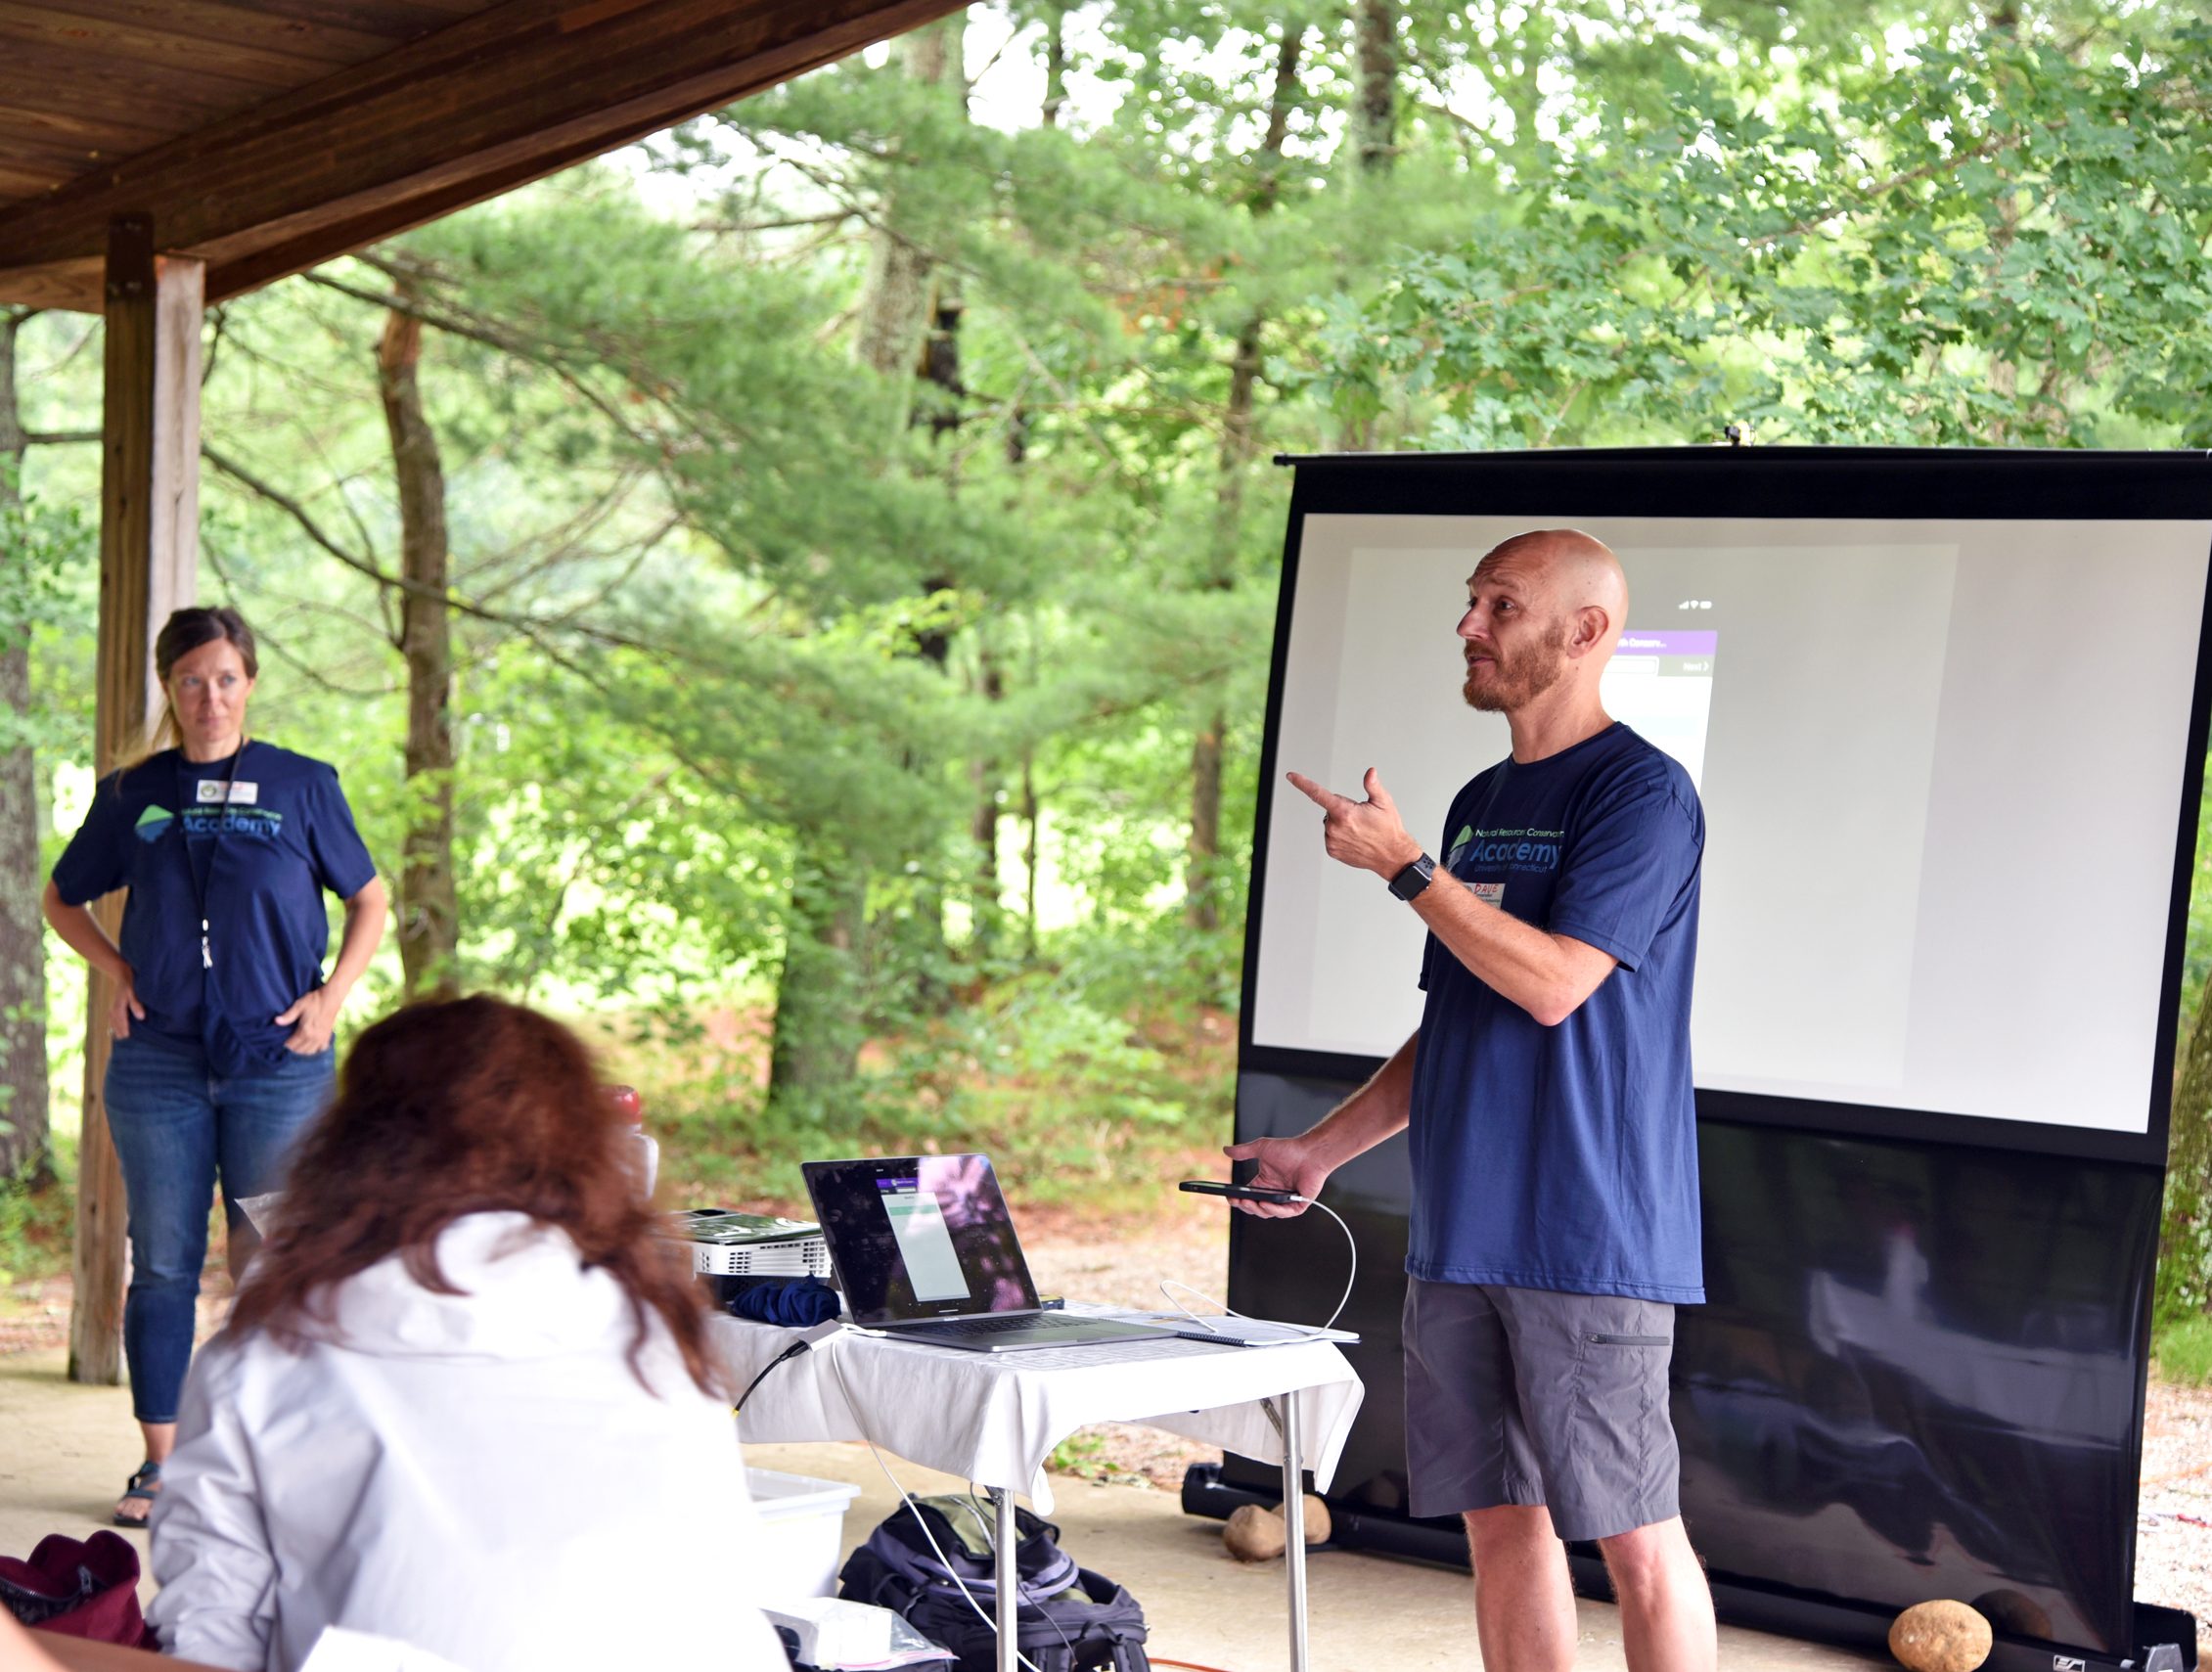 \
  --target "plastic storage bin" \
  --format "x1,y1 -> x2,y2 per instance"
746,1467 -> 865,1600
